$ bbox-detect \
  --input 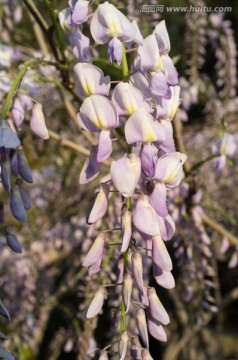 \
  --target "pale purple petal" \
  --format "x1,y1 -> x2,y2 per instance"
87,183 -> 109,224
158,120 -> 175,154
30,103 -> 49,139
153,263 -> 175,289
147,314 -> 167,342
108,37 -> 123,65
140,143 -> 157,178
74,62 -> 111,98
69,29 -> 90,62
90,2 -> 136,44
112,83 -> 152,116
79,145 -> 101,184
121,208 -> 132,252
88,257 -> 103,276
136,308 -> 149,349
131,252 -> 145,295
86,286 -> 105,318
162,55 -> 178,86
138,34 -> 164,72
18,94 -> 33,110
97,129 -> 112,162
131,20 -> 143,45
149,182 -> 168,217
117,258 -> 124,284
153,152 -> 187,187
123,273 -> 133,314
78,95 -> 119,131
158,214 -> 176,241
125,108 -> 165,144
150,72 -> 171,99
58,8 -> 77,33
154,20 -> 171,55
110,153 -> 141,197
71,0 -> 89,24
82,232 -> 105,267
12,98 -> 24,128
130,71 -> 152,100
119,330 -> 129,360
133,195 -> 160,236
147,287 -> 170,325
152,235 -> 172,271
